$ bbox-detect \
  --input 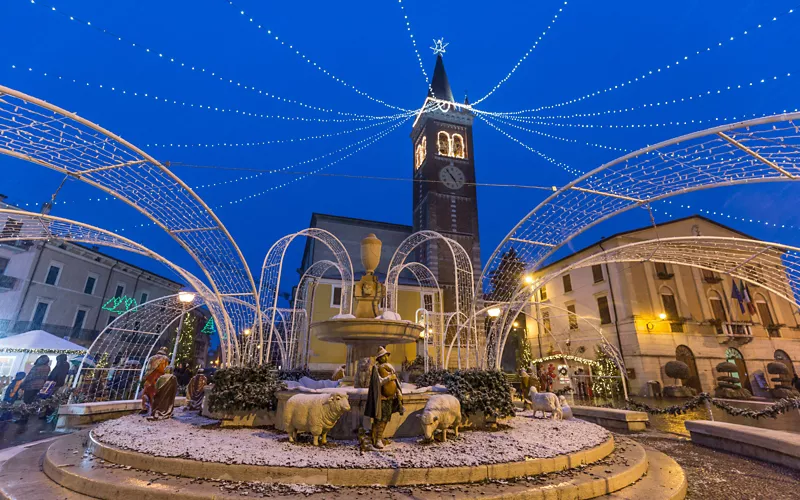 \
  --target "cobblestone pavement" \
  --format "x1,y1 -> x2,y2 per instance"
630,433 -> 800,500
